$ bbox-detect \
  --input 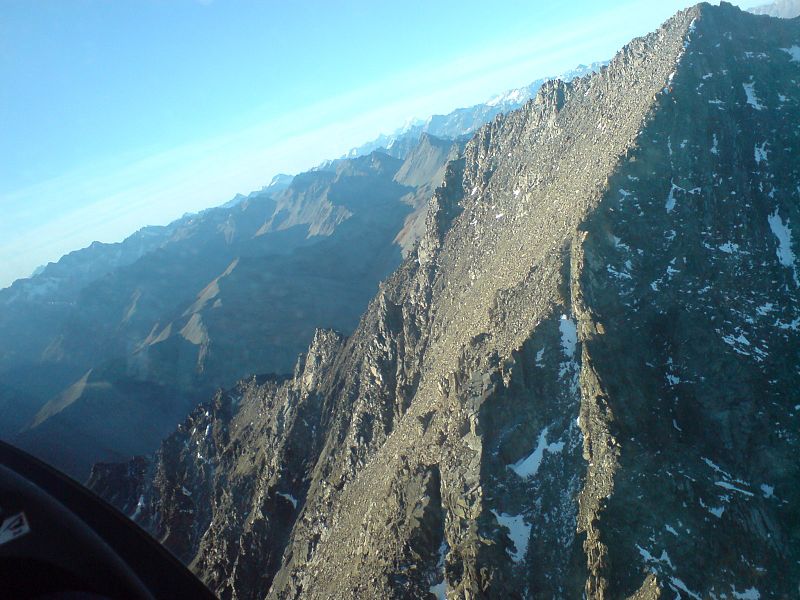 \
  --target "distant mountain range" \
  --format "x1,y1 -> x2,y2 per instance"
748,0 -> 800,18
343,62 -> 606,160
